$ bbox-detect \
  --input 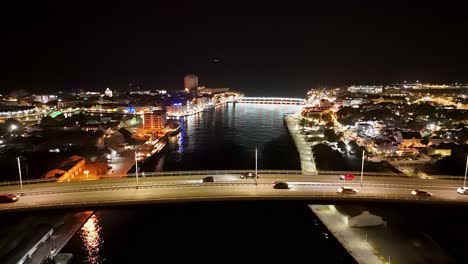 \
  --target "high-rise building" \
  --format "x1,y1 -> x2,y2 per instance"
143,110 -> 166,131
184,74 -> 198,93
